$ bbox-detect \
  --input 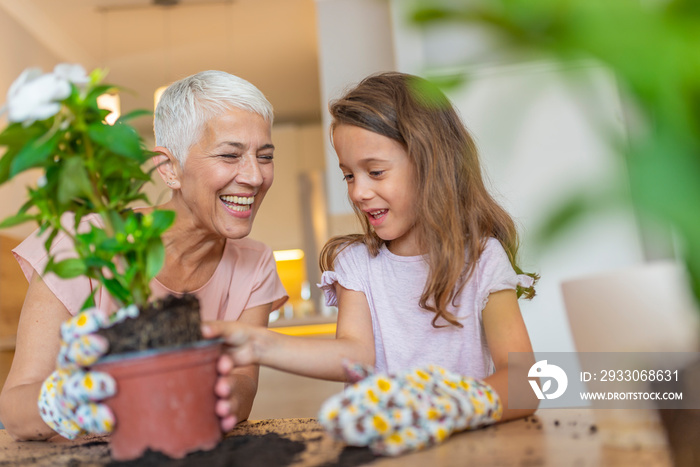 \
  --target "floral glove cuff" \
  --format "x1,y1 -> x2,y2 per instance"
38,305 -> 138,439
318,364 -> 502,456
39,368 -> 116,439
